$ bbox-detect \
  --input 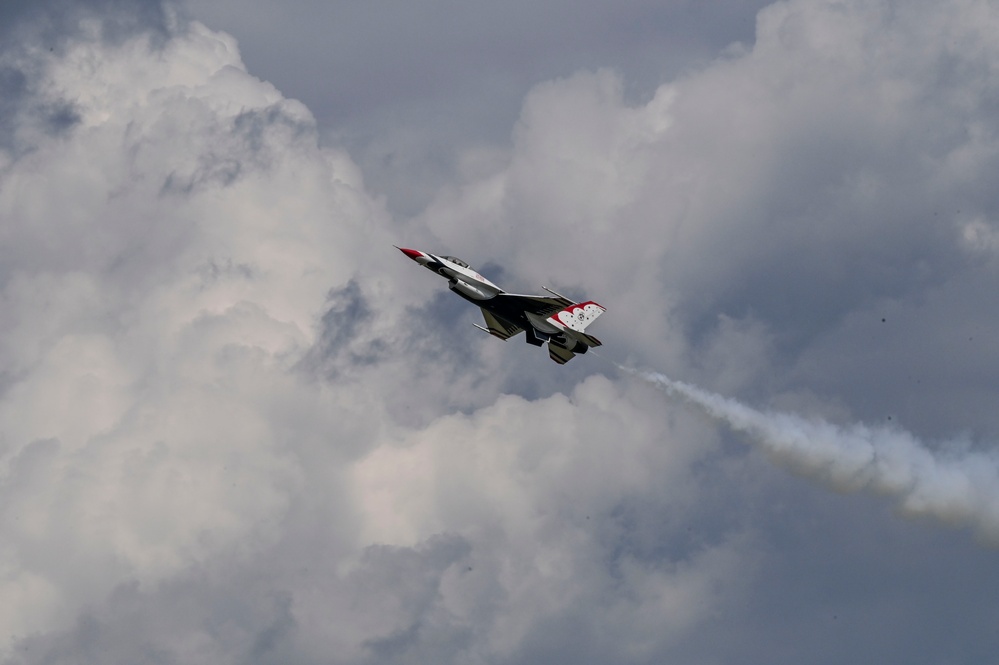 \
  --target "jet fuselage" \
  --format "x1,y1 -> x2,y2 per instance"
397,246 -> 605,364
